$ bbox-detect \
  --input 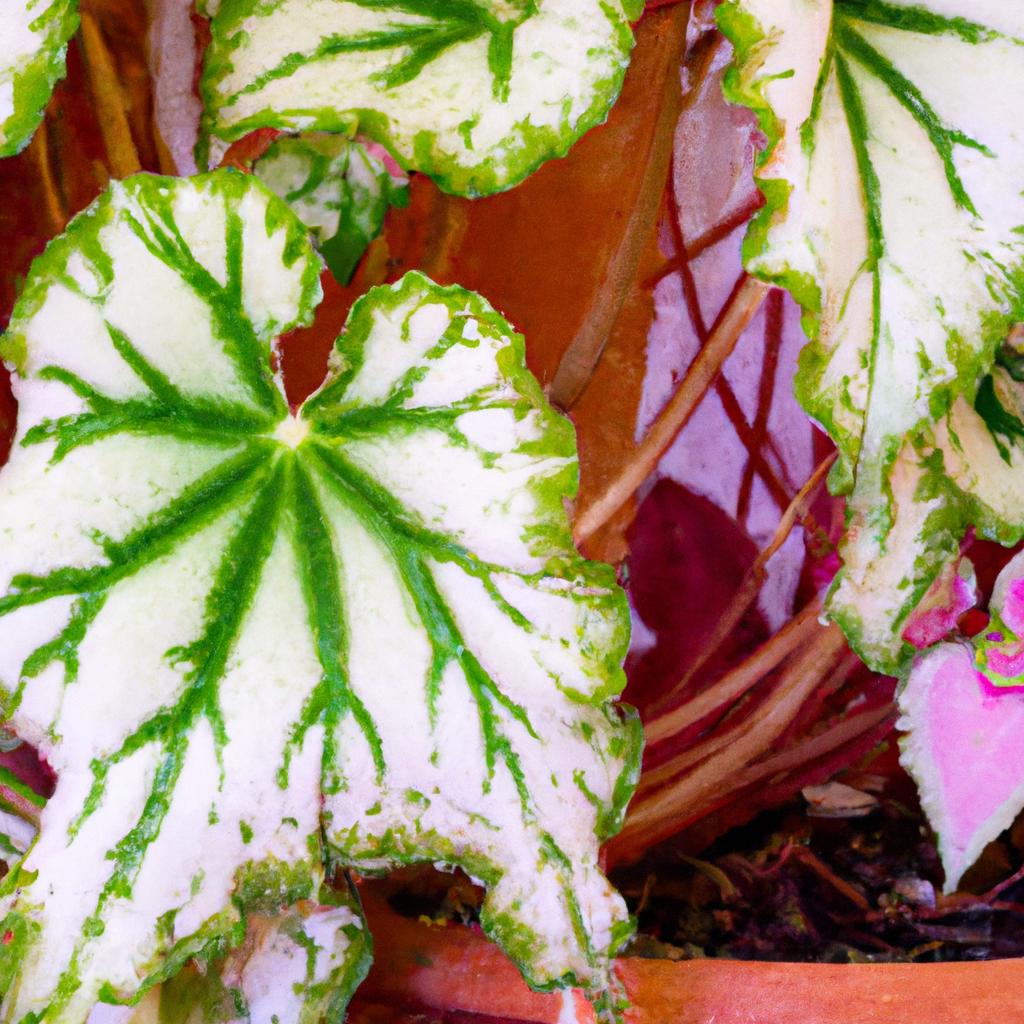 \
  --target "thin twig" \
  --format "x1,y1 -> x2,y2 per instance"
733,700 -> 896,790
789,845 -> 871,911
574,274 -> 770,544
548,3 -> 692,409
648,452 -> 836,717
79,8 -> 142,178
612,623 -> 846,860
645,595 -> 823,747
27,123 -> 65,235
